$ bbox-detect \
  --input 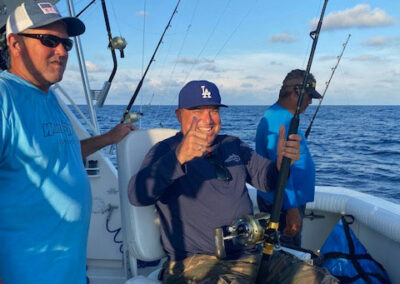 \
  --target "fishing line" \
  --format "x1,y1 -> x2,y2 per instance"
133,0 -> 190,126
119,0 -> 182,123
150,0 -> 200,124
138,0 -> 148,127
181,0 -> 232,83
199,0 -> 258,79
301,0 -> 323,69
109,0 -> 122,36
158,0 -> 232,125
141,0 -> 147,77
